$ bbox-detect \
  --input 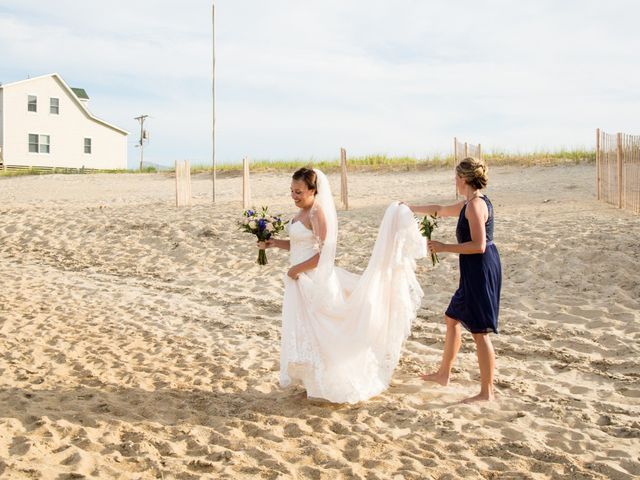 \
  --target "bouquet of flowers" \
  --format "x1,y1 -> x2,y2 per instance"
239,207 -> 287,265
419,213 -> 439,266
